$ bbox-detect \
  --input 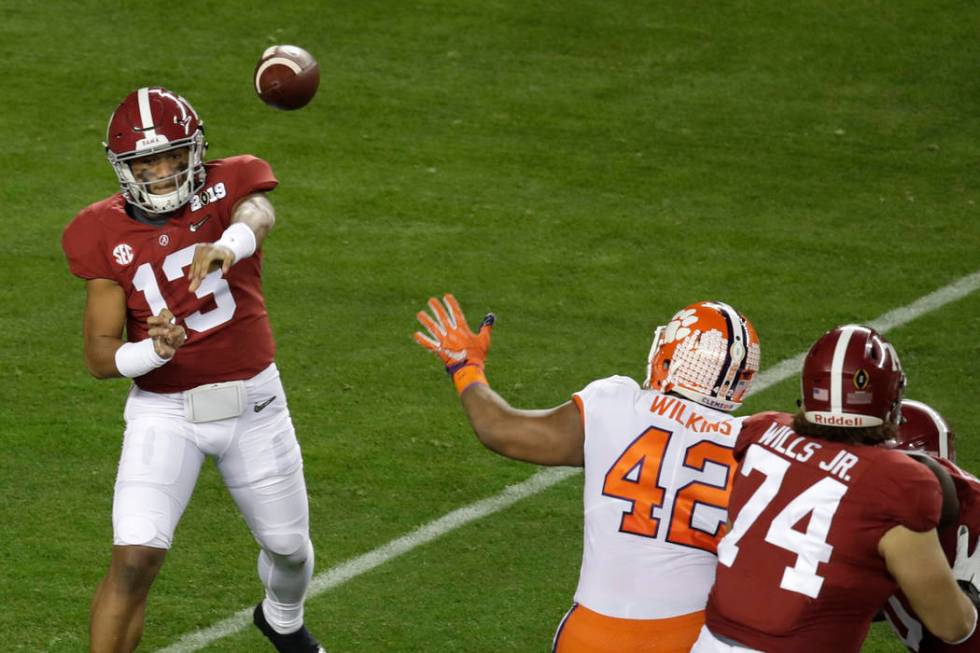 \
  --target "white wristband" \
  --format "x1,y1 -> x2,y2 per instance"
115,339 -> 169,378
213,222 -> 256,265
